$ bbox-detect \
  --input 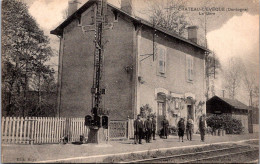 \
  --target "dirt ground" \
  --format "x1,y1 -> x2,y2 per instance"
1,133 -> 258,163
